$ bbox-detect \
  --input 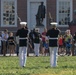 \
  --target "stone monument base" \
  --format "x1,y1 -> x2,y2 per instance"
36,23 -> 44,27
35,23 -> 45,33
